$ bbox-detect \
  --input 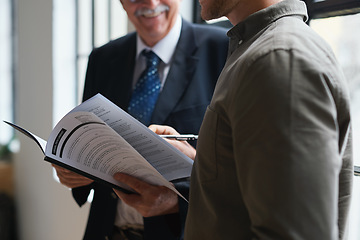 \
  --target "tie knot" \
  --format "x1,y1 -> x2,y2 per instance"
143,50 -> 160,68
